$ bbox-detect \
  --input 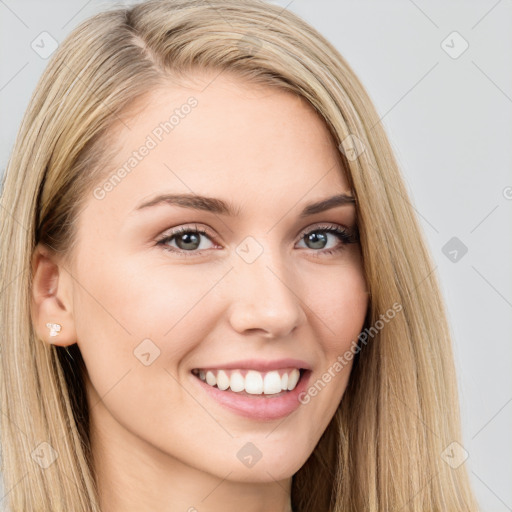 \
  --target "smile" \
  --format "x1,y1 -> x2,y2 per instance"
191,367 -> 304,396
